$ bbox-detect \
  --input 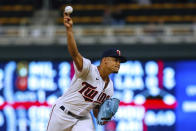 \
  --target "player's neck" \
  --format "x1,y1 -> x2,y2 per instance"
97,66 -> 109,81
